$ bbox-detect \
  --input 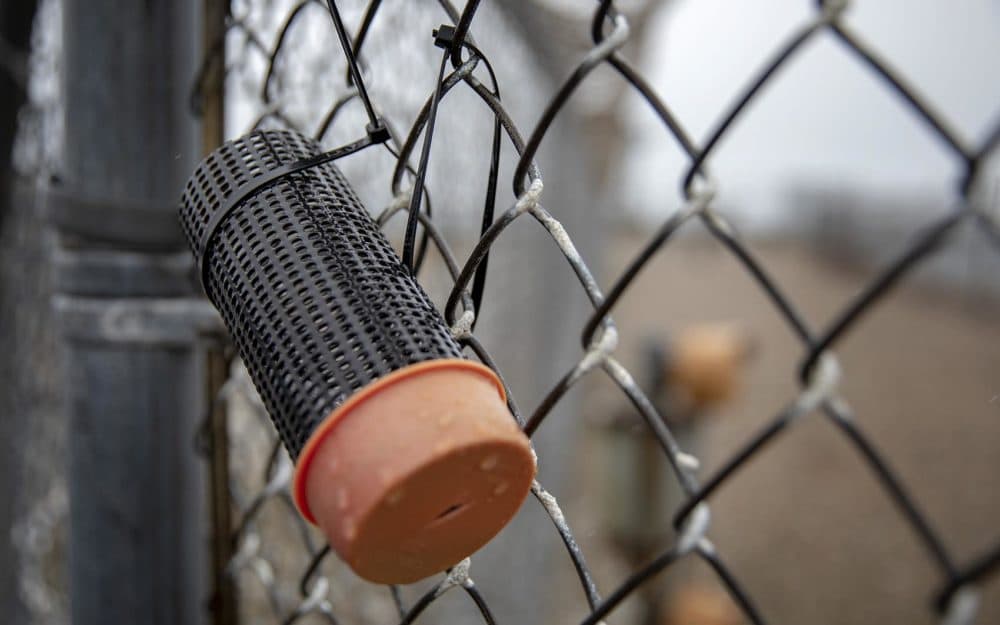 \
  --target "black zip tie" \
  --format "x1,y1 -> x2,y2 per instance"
433,24 -> 457,51
325,0 -> 380,128
196,121 -> 388,292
